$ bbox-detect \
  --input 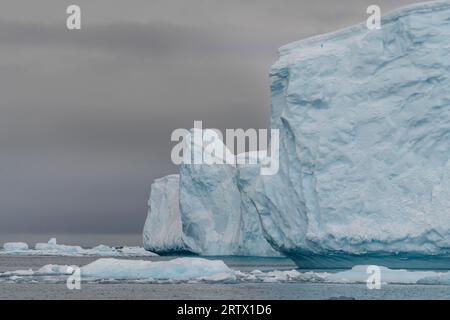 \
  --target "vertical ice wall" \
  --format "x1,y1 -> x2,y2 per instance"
247,1 -> 450,267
